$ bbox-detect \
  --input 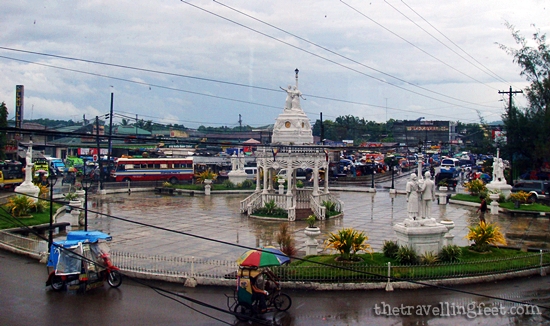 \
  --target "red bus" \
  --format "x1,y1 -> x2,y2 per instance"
112,157 -> 194,183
